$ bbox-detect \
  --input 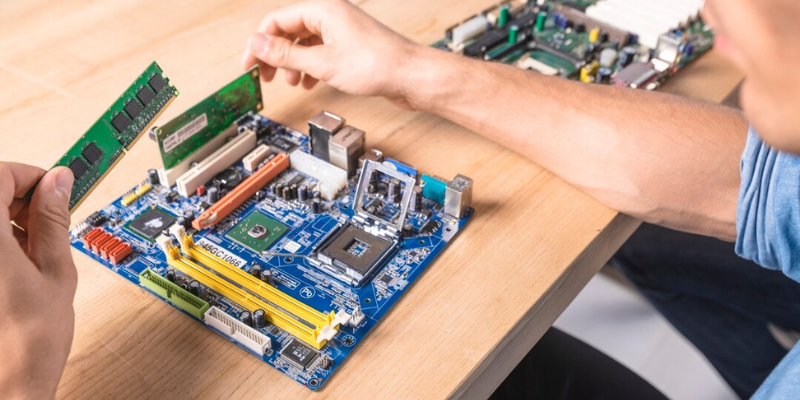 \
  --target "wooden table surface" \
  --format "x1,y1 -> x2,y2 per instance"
0,1 -> 743,399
